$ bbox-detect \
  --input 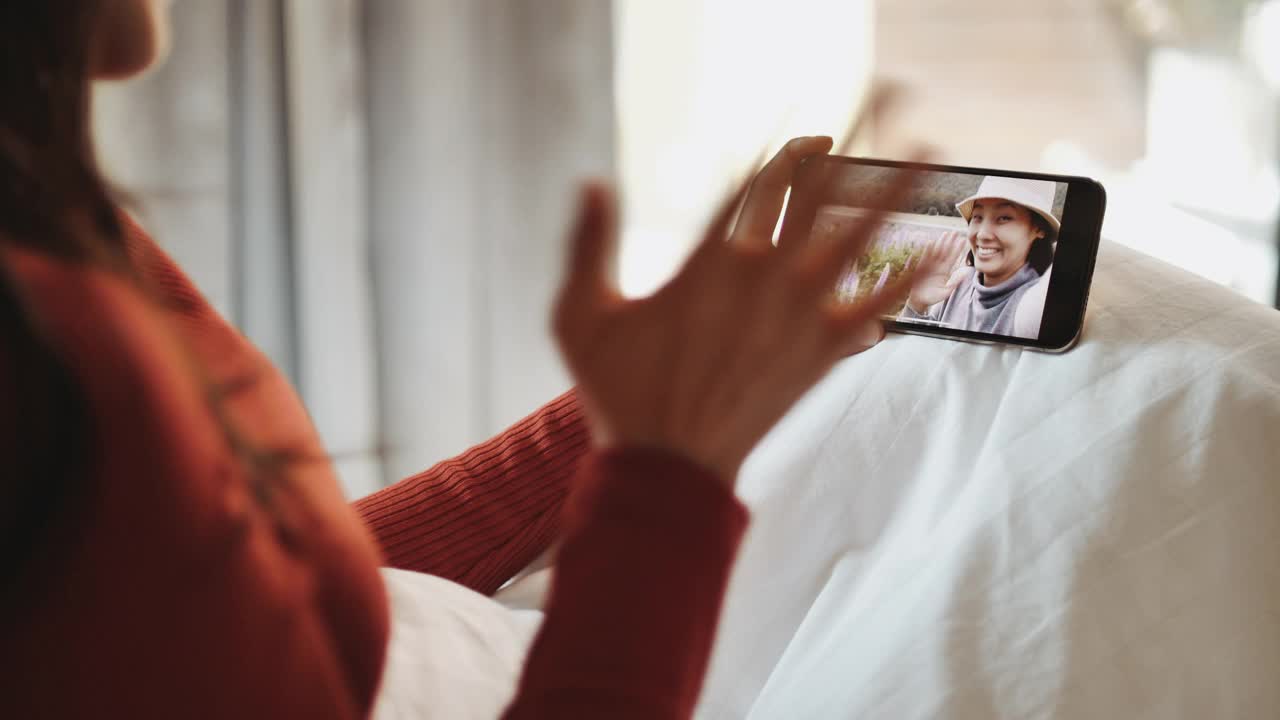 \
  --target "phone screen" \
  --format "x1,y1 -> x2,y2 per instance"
787,156 -> 1104,351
